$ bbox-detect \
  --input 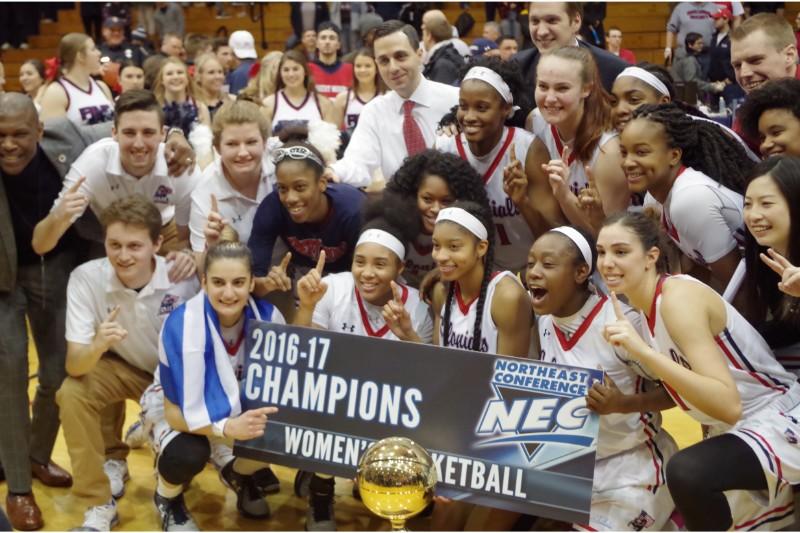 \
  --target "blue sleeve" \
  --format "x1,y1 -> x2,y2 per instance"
248,193 -> 283,276
159,313 -> 183,407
